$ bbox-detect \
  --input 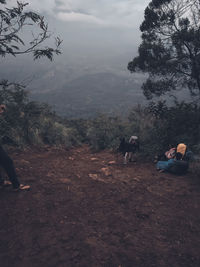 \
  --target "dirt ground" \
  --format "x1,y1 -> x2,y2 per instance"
0,145 -> 200,267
